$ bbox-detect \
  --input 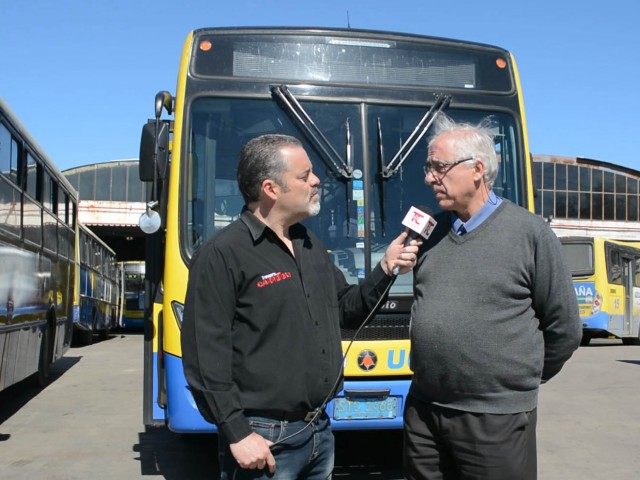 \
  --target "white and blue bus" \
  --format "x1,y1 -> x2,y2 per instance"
72,224 -> 120,345
0,97 -> 78,389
